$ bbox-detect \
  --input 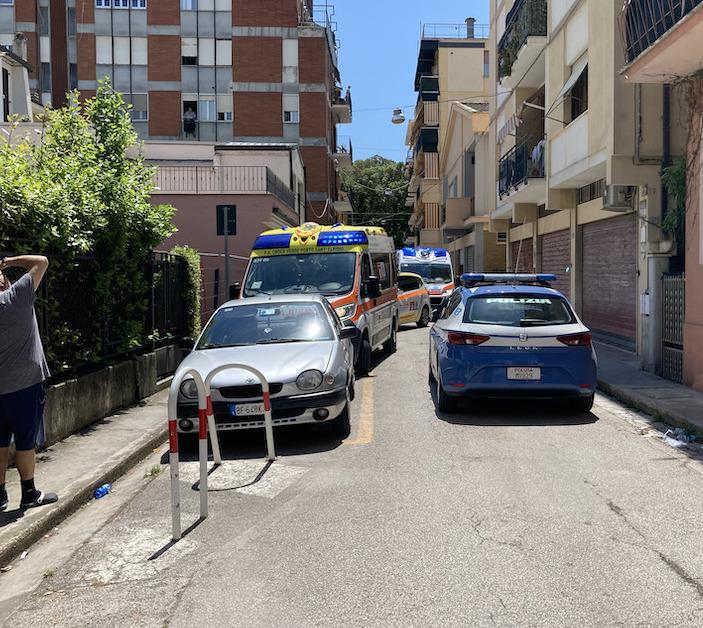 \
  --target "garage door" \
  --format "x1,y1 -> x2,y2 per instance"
540,229 -> 571,299
510,238 -> 534,272
463,246 -> 475,273
582,214 -> 637,349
